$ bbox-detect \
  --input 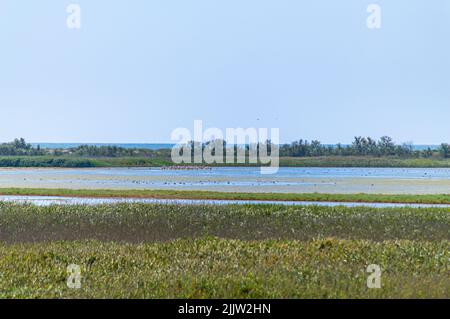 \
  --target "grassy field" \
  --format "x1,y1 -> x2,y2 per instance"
0,156 -> 173,168
0,188 -> 449,204
1,203 -> 449,242
1,239 -> 448,298
279,156 -> 450,168
0,203 -> 448,298
0,155 -> 449,168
